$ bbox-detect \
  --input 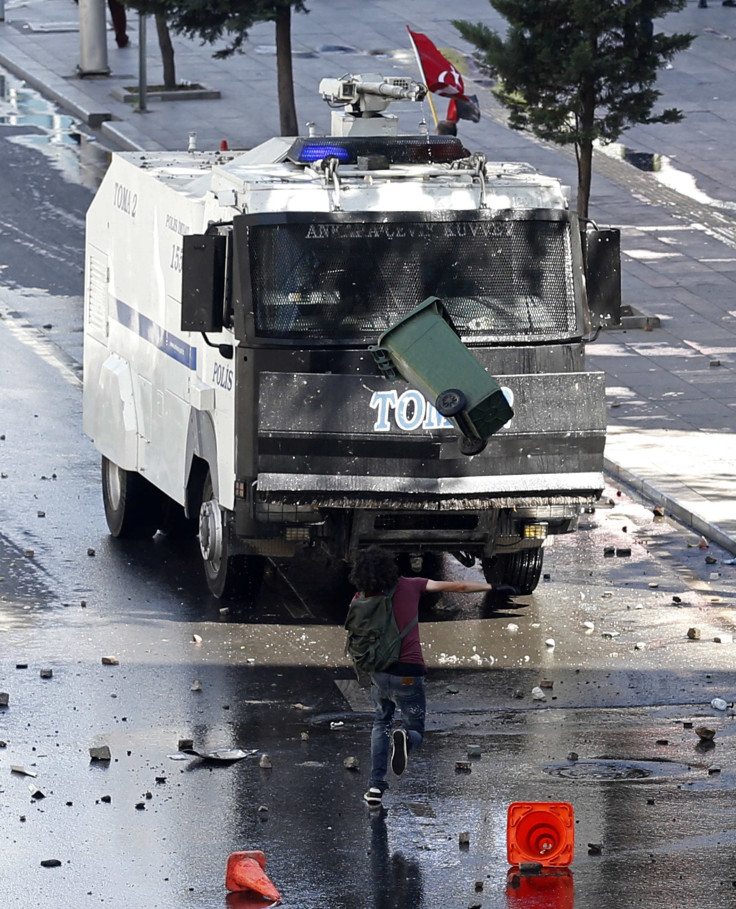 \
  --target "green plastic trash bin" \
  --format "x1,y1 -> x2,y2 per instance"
371,297 -> 513,448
